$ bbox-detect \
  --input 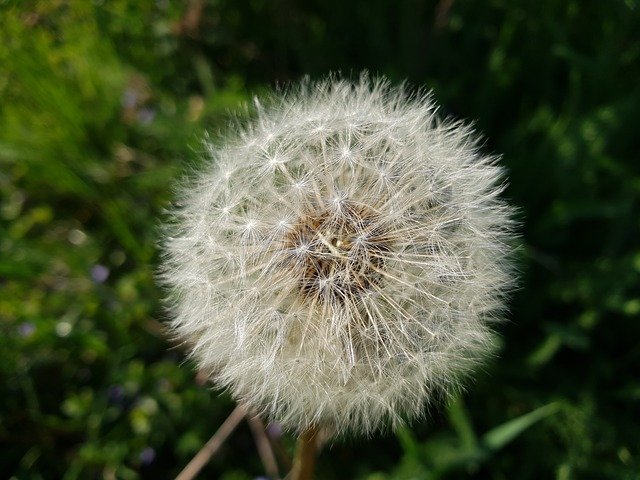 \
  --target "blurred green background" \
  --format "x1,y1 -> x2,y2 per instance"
1,0 -> 639,478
